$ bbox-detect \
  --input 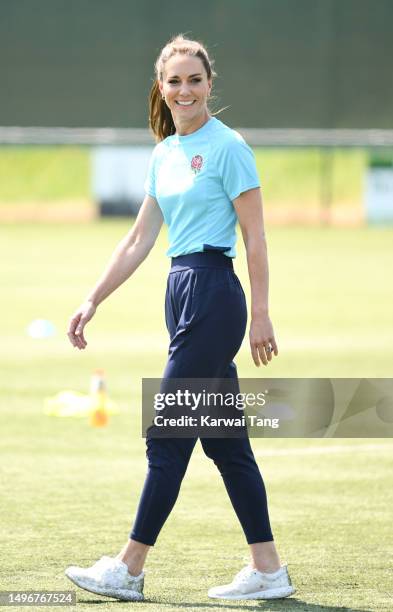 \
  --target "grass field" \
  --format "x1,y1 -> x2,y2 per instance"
0,146 -> 371,221
1,220 -> 393,611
